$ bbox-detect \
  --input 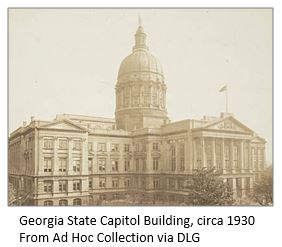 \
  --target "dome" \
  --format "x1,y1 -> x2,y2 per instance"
118,50 -> 164,79
117,25 -> 164,82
